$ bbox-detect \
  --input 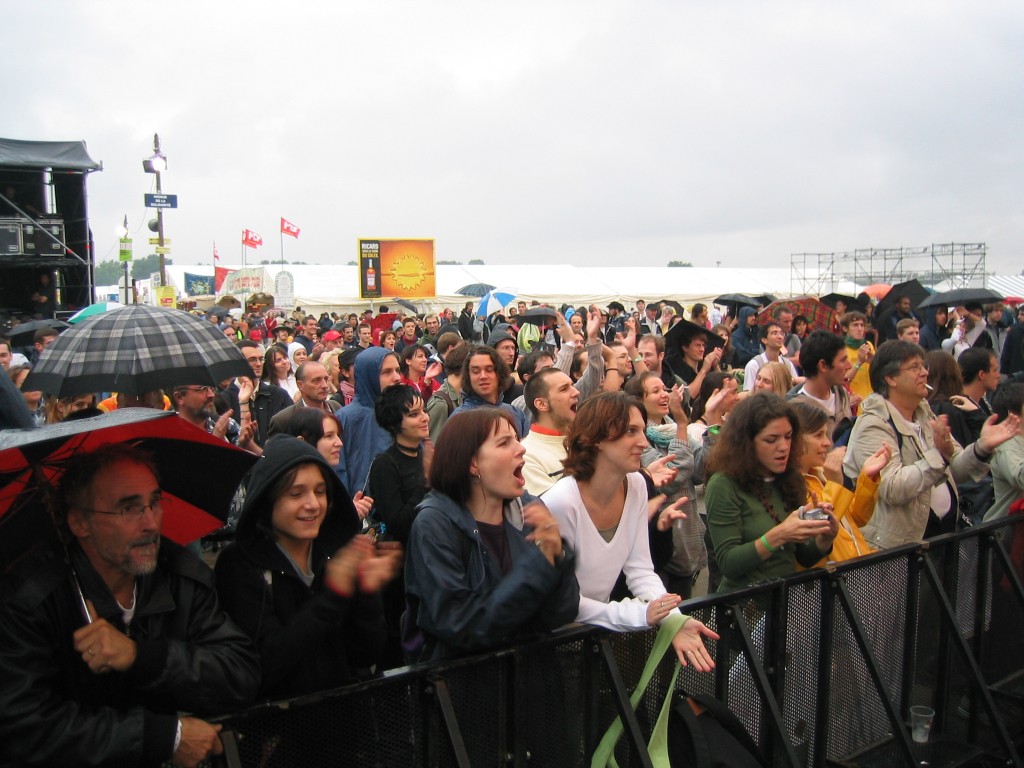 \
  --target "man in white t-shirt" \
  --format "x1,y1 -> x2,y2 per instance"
743,321 -> 800,391
521,368 -> 579,495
